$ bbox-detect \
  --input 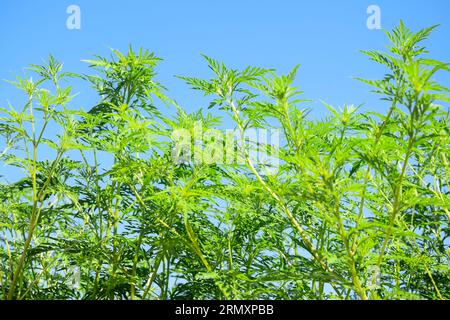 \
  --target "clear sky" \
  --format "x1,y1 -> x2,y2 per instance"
0,1 -> 449,137
1,1 -> 449,115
